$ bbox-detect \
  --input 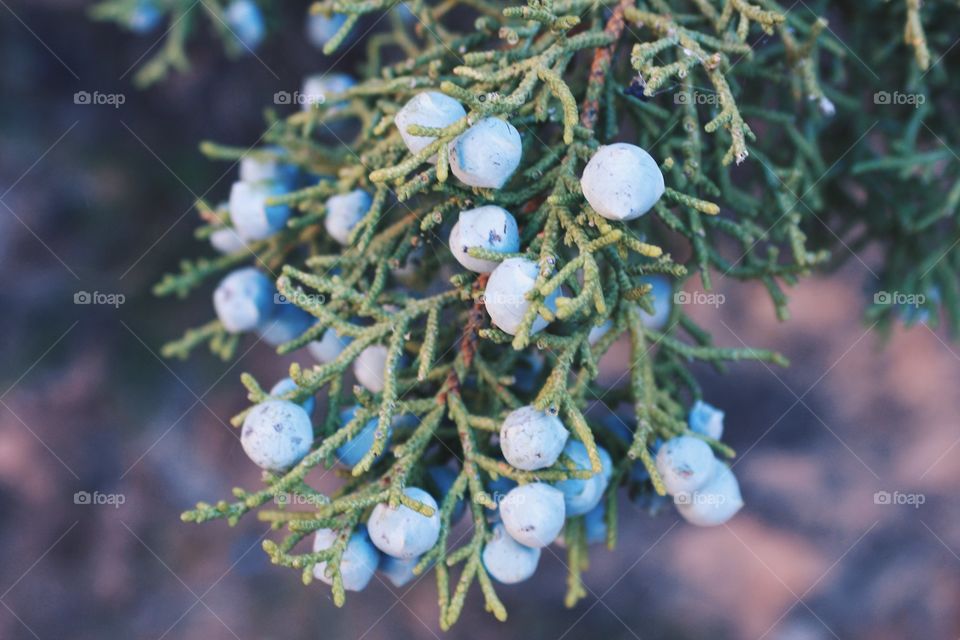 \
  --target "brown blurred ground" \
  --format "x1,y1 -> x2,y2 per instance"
1,3 -> 959,639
